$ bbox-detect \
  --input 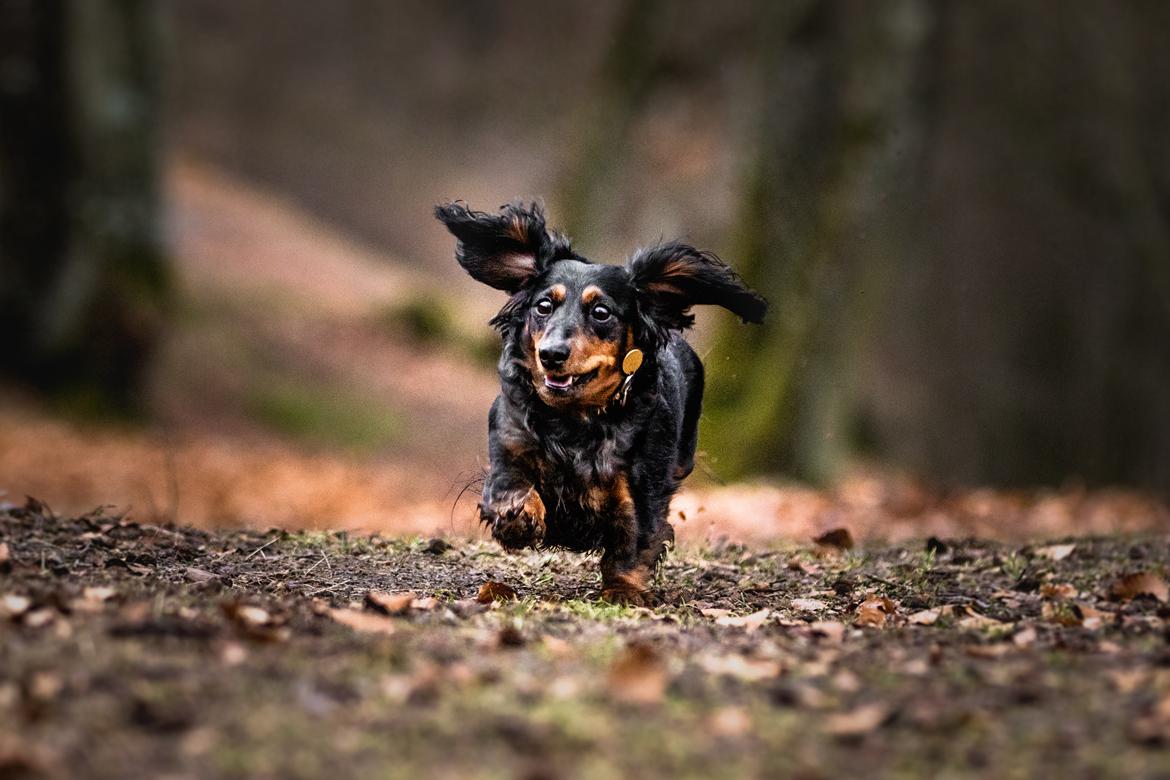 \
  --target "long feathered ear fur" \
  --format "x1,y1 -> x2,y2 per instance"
627,242 -> 767,345
435,201 -> 571,293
